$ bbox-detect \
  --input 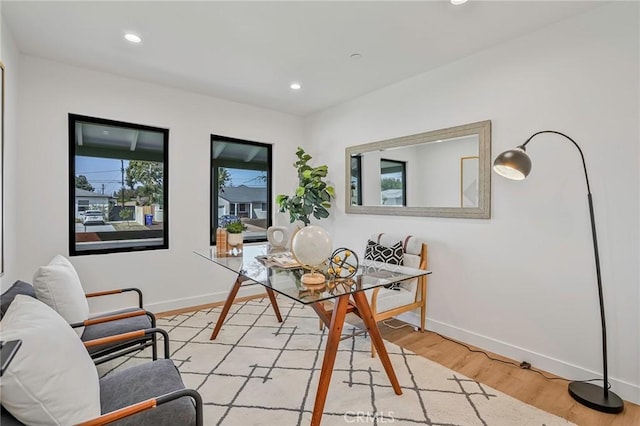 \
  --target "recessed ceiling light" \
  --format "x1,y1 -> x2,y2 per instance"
350,53 -> 363,60
451,0 -> 468,5
124,33 -> 142,43
290,82 -> 302,90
